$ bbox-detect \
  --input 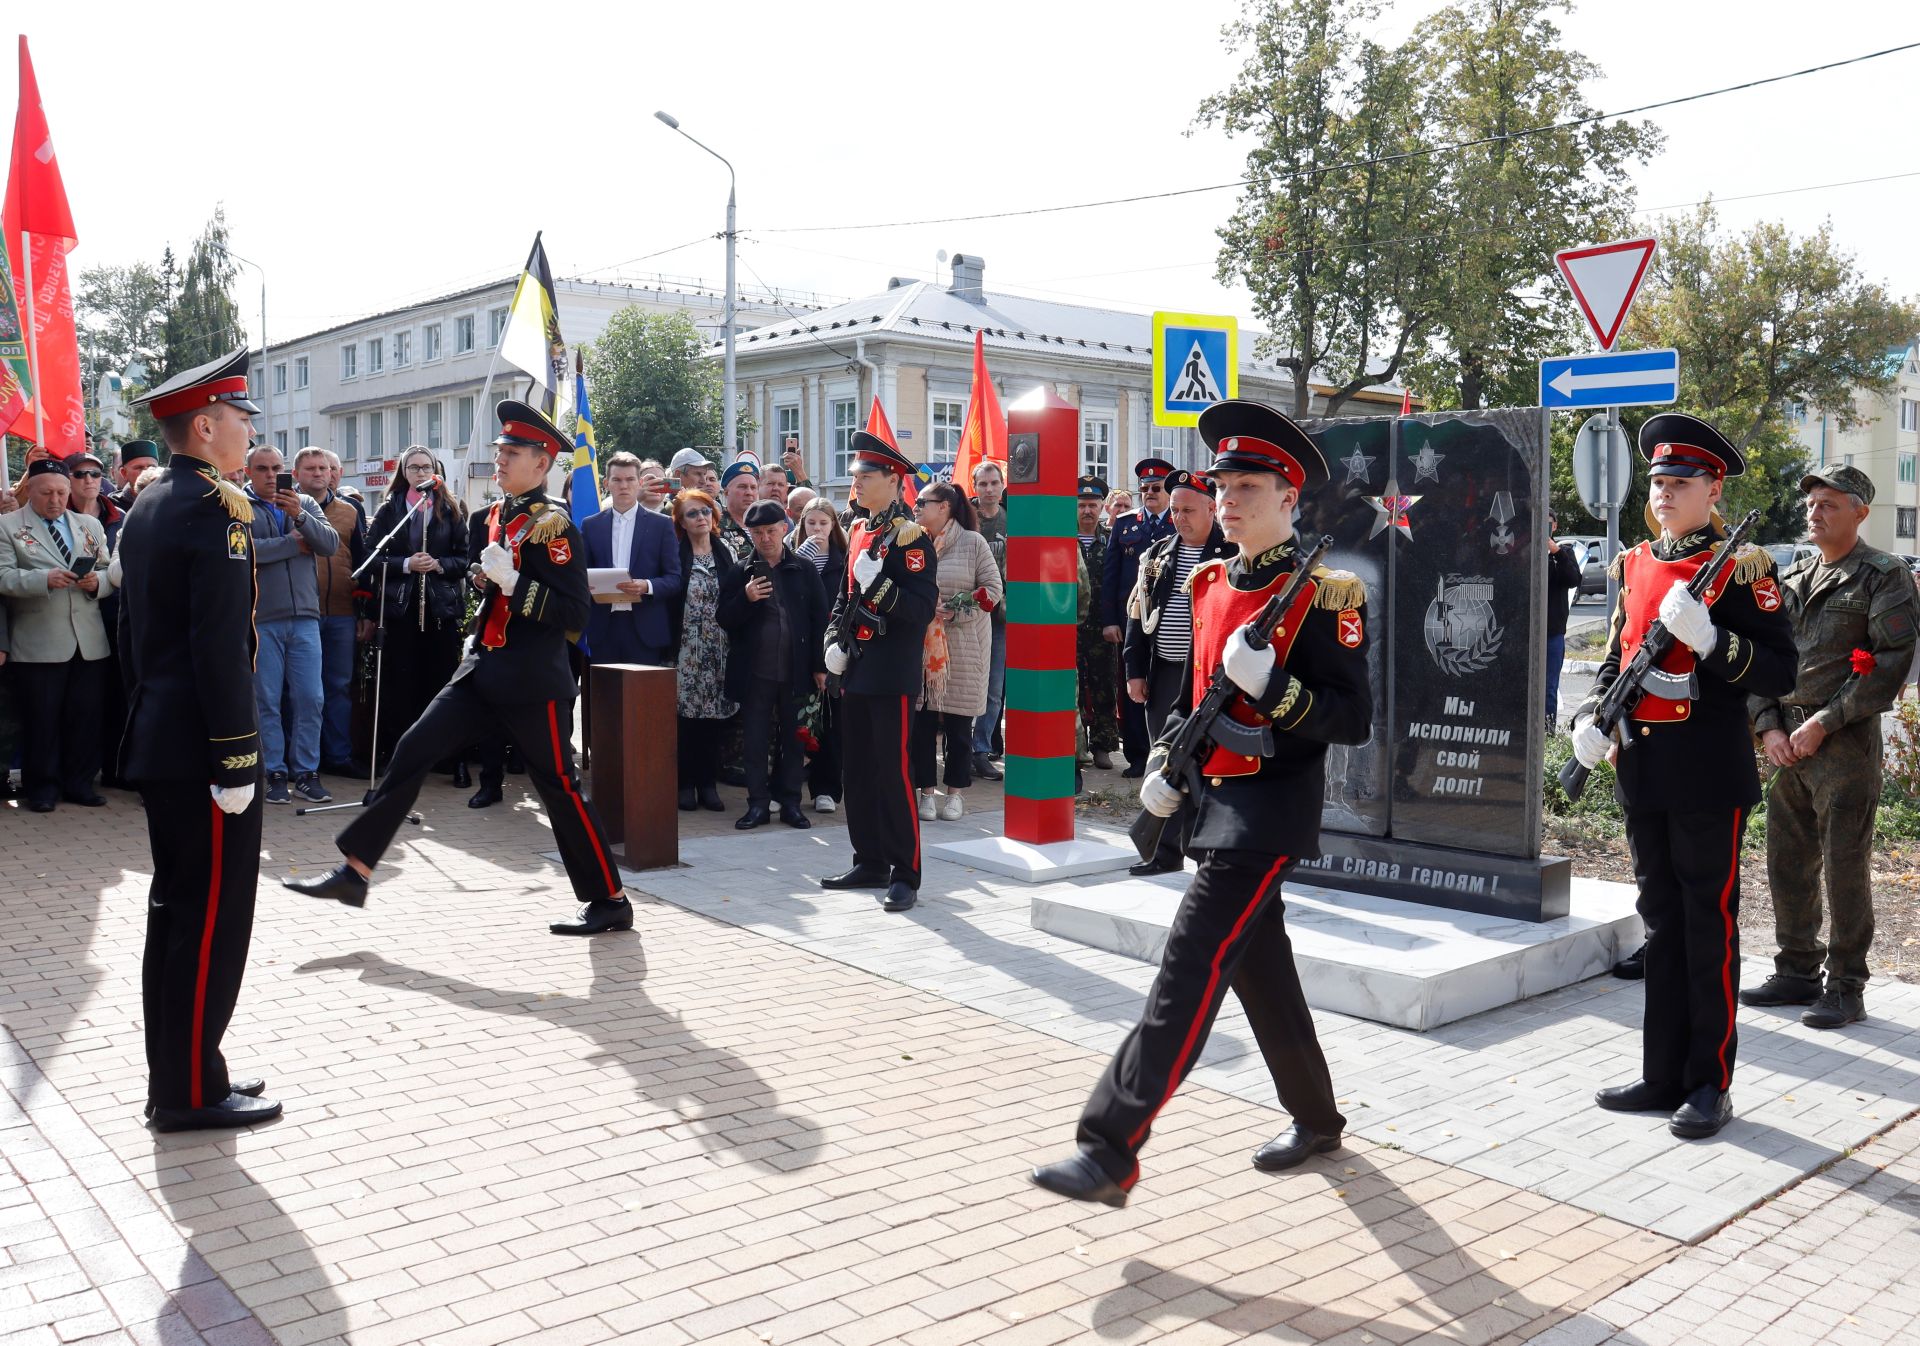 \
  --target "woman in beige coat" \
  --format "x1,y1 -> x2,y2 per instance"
912,480 -> 1003,820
